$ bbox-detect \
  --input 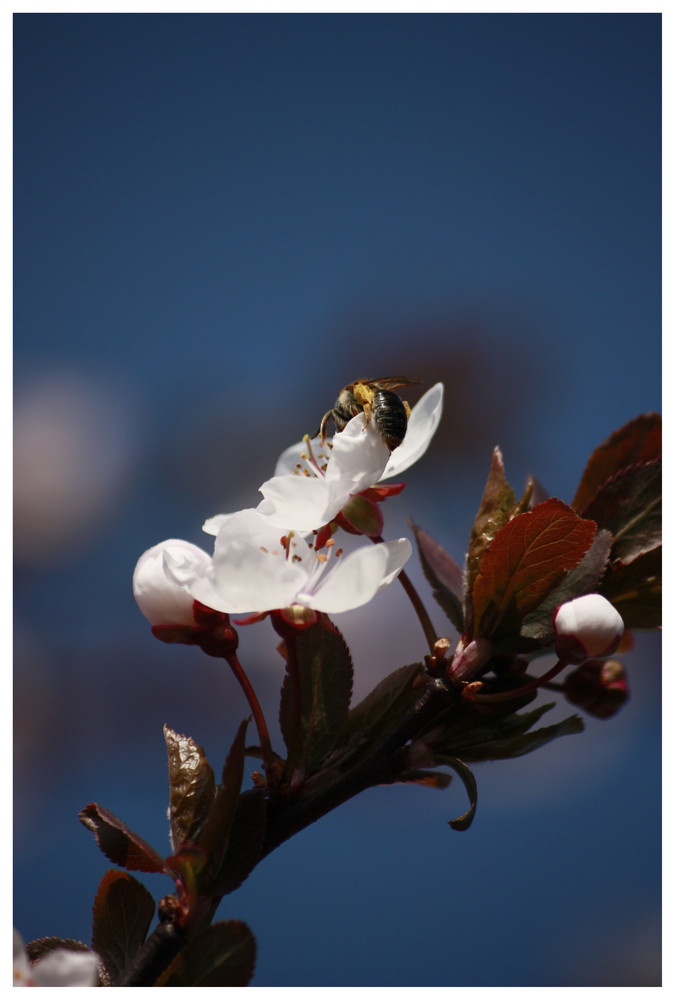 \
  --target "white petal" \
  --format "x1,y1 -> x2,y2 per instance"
189,510 -> 311,613
300,538 -> 412,613
257,475 -> 336,531
133,540 -> 211,626
202,512 -> 234,536
326,413 -> 390,490
382,382 -> 444,479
